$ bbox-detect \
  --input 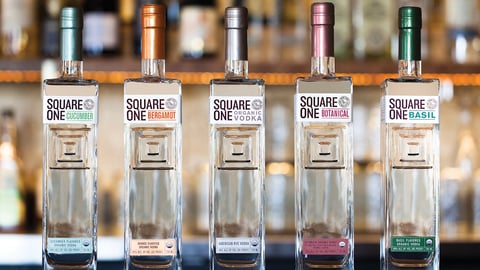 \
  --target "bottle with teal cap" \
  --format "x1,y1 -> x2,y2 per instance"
42,6 -> 99,270
380,6 -> 439,270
